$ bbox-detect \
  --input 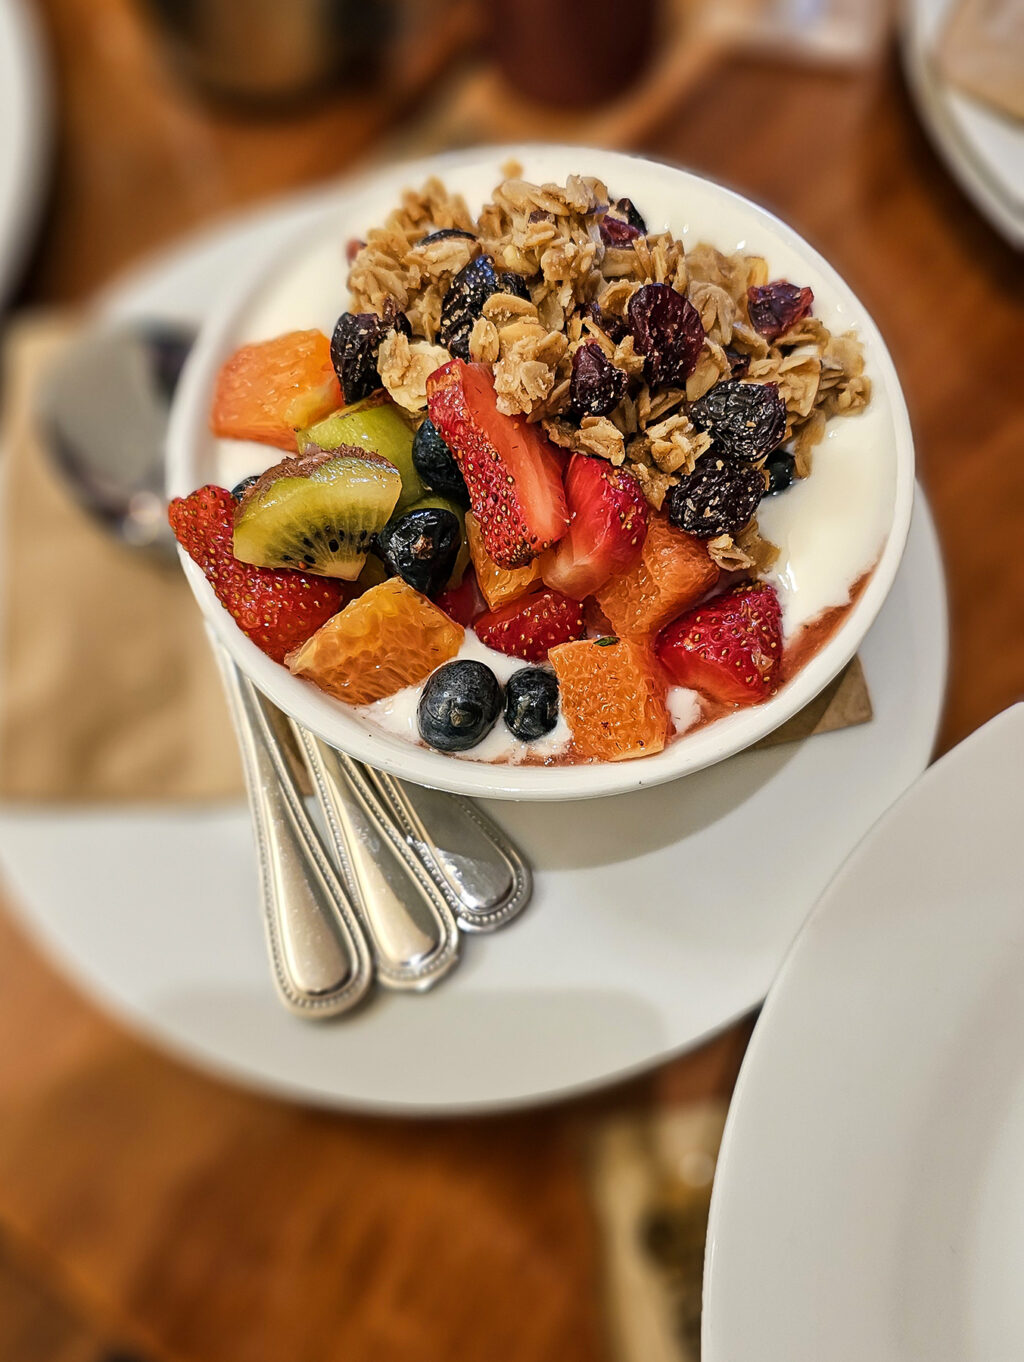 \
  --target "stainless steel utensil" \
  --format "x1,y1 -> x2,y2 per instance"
294,728 -> 461,990
212,639 -> 373,1017
365,769 -> 532,932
